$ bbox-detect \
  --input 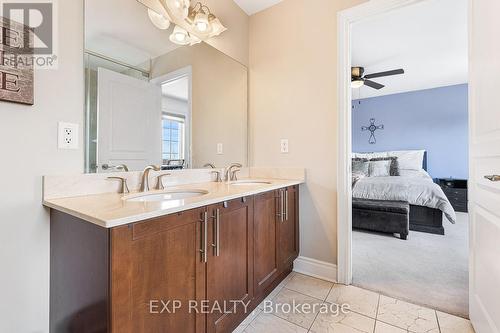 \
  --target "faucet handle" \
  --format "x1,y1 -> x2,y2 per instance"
230,169 -> 241,181
156,173 -> 171,190
211,171 -> 222,182
107,177 -> 130,194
